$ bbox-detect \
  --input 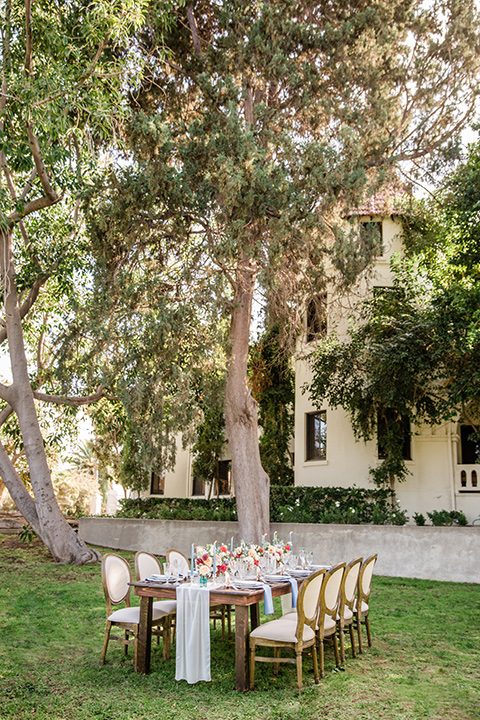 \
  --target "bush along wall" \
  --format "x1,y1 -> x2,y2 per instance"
116,485 -> 408,525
